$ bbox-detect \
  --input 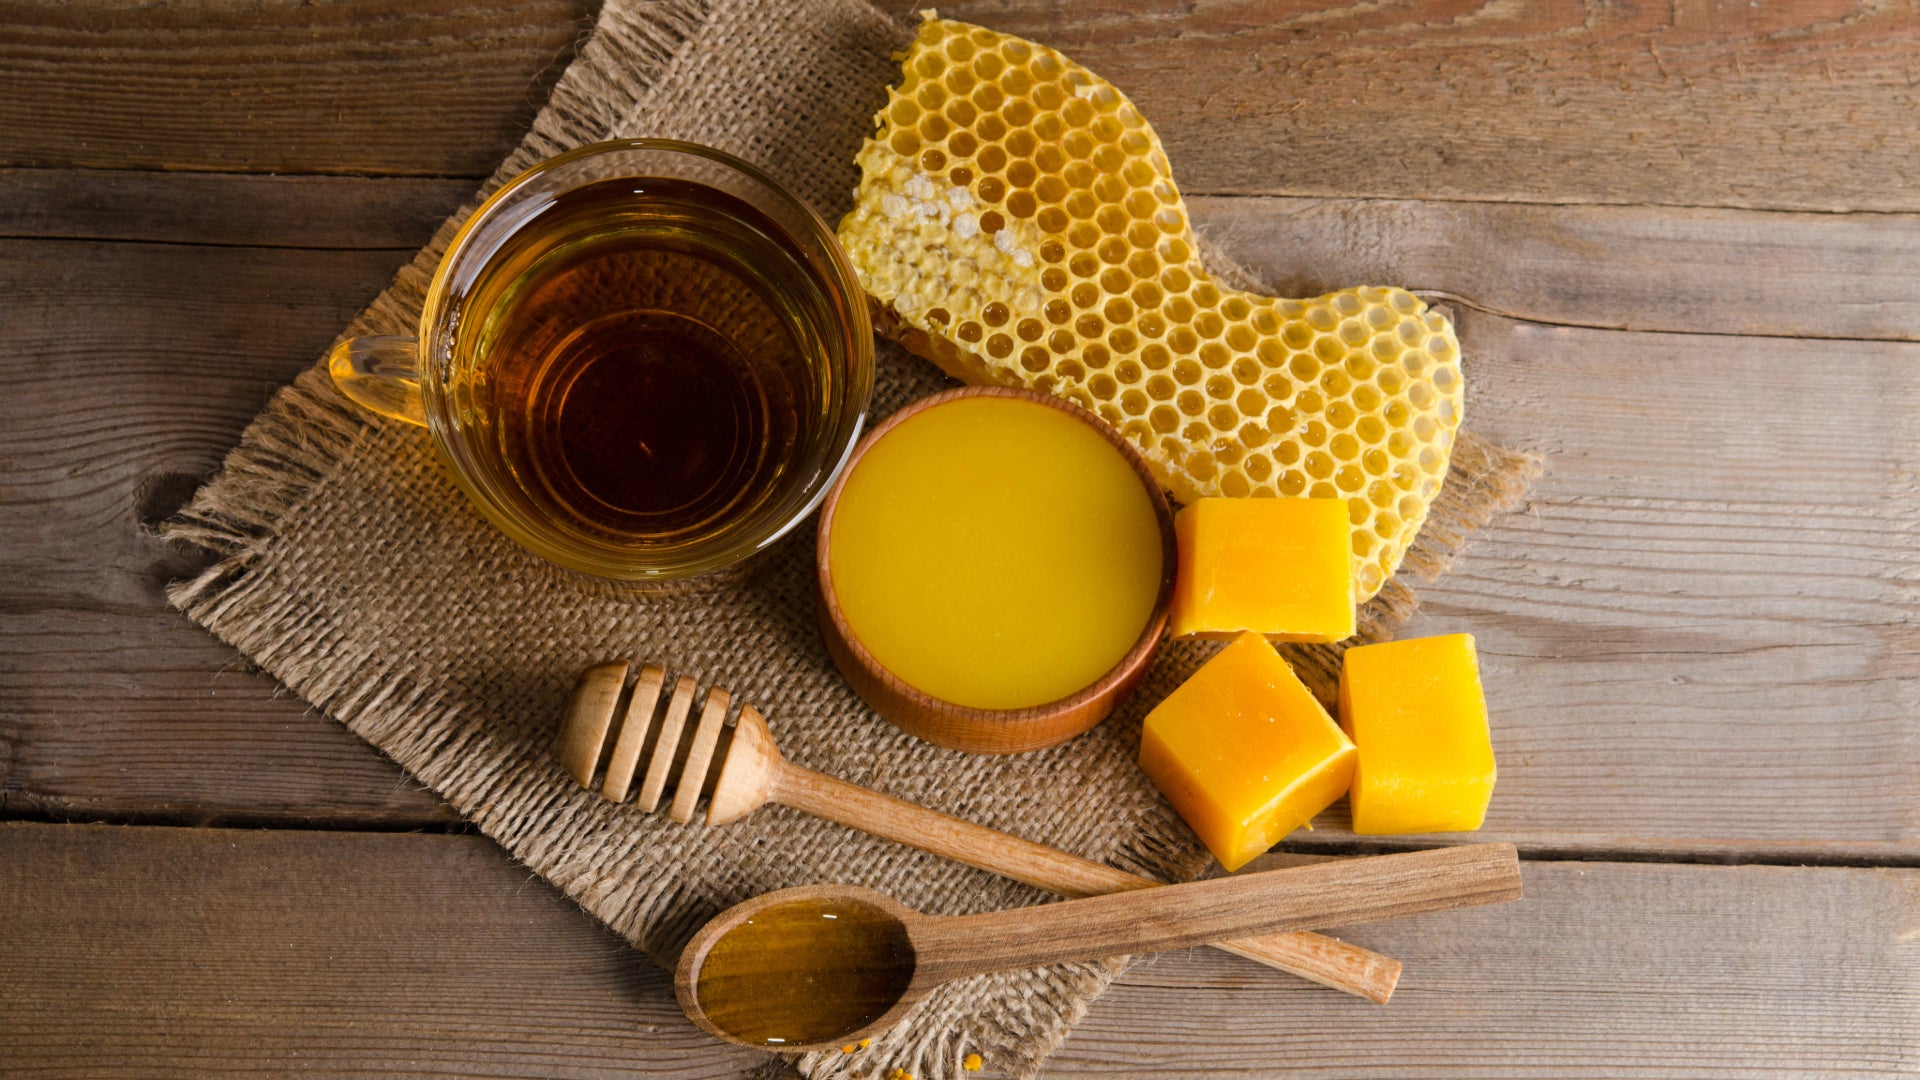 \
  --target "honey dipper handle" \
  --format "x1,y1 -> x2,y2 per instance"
770,763 -> 1403,1003
914,845 -> 1522,987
